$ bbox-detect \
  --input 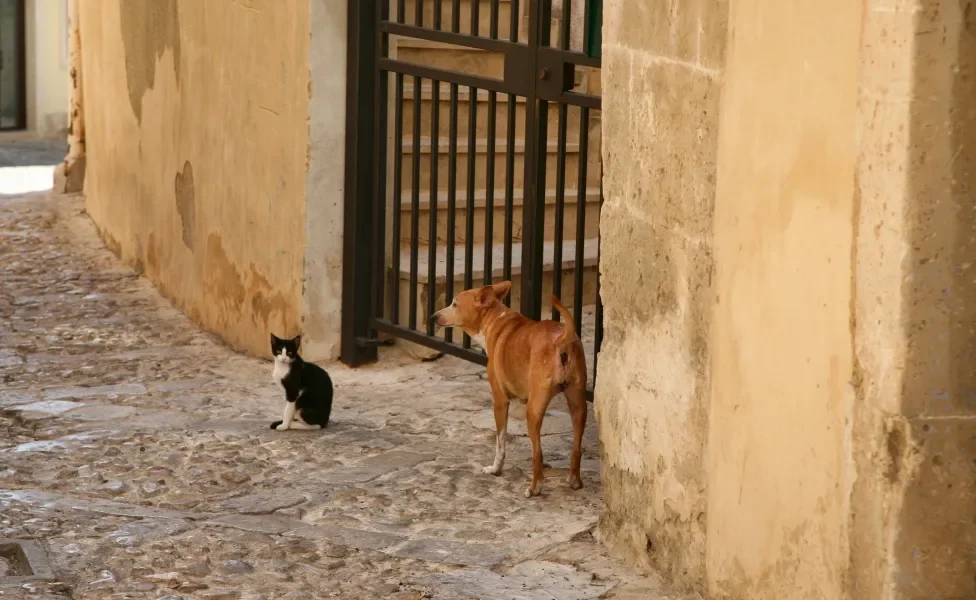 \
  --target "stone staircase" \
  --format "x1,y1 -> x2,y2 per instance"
390,0 -> 601,328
